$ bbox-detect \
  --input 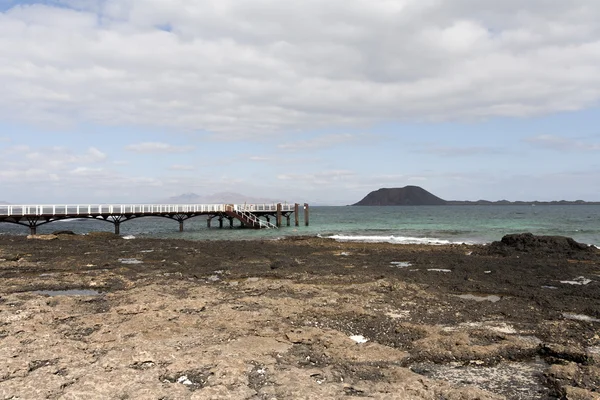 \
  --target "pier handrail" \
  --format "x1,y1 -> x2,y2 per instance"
0,203 -> 296,216
233,205 -> 278,229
